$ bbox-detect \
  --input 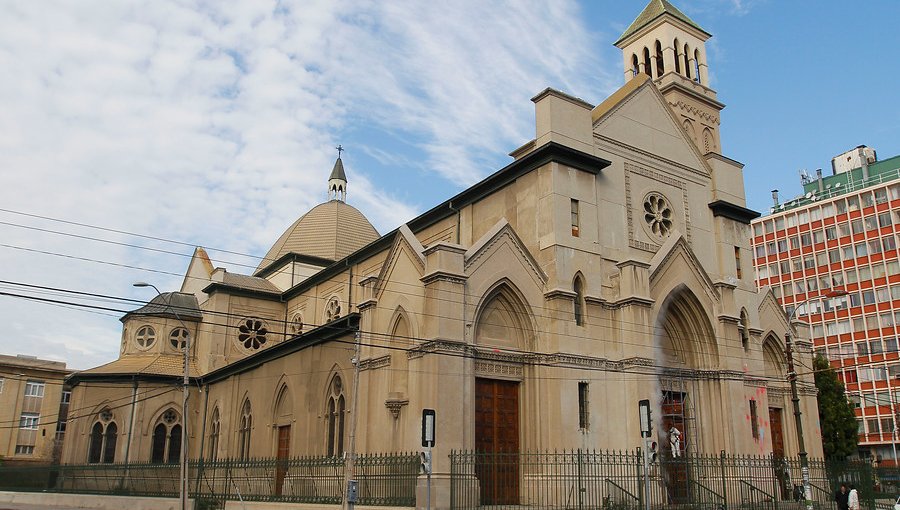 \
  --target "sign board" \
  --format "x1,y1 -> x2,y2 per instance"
638,399 -> 652,438
421,409 -> 436,447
